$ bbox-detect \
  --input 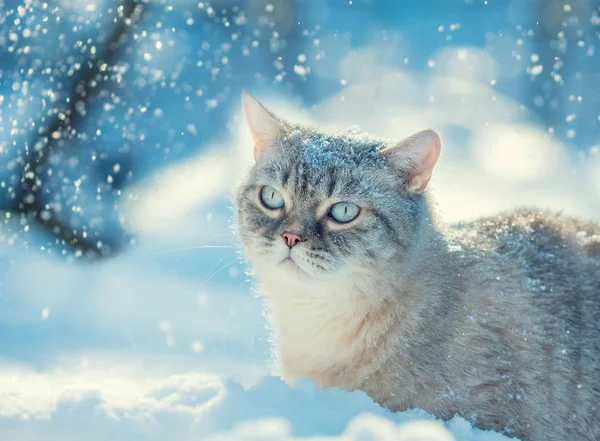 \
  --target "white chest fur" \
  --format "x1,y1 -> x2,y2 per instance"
262,277 -> 387,388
